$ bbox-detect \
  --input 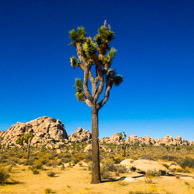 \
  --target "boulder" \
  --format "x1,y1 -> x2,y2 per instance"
69,128 -> 92,143
120,159 -> 169,174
